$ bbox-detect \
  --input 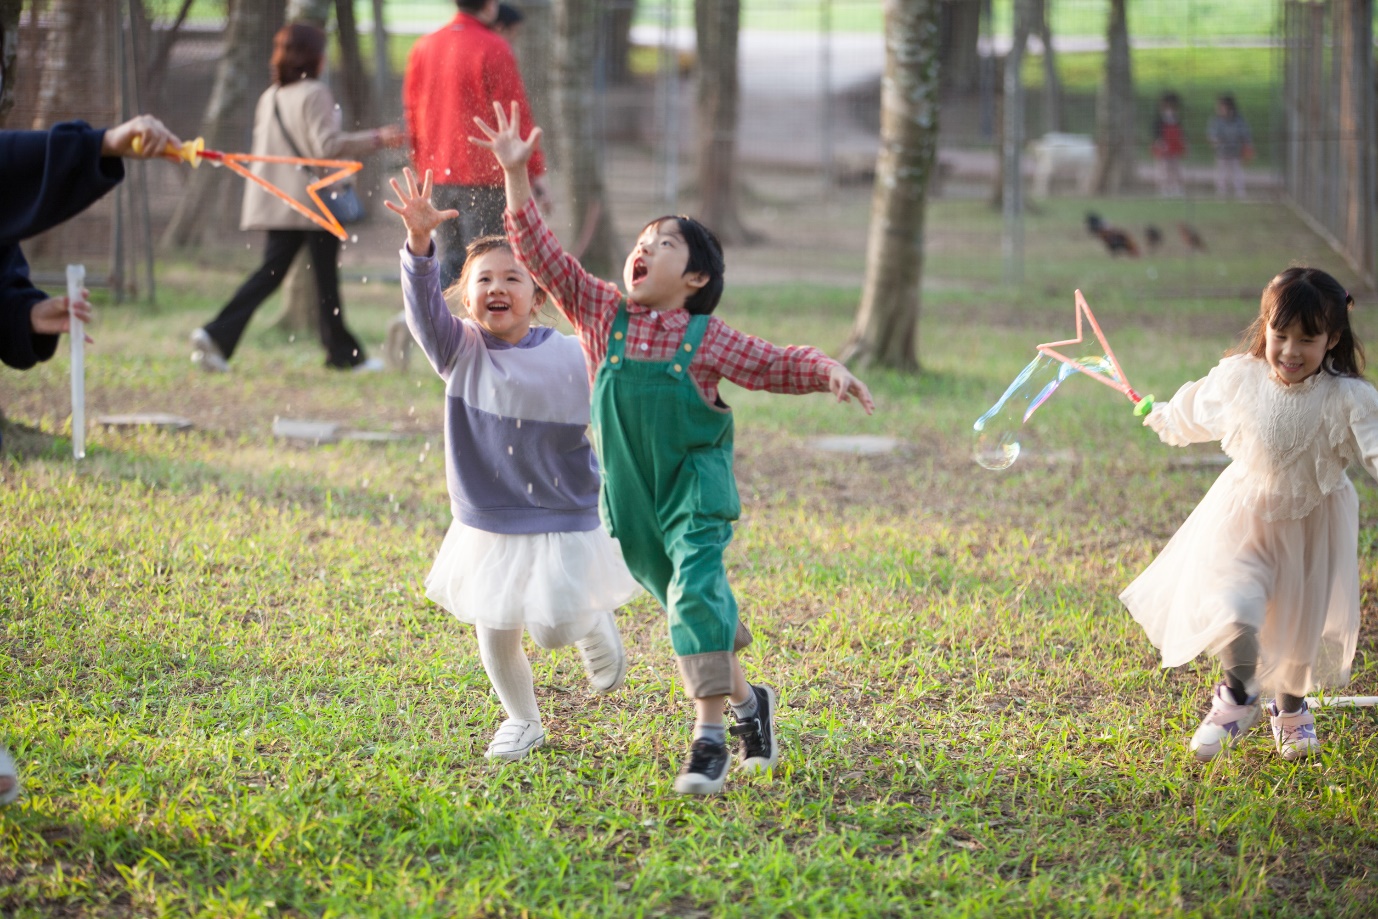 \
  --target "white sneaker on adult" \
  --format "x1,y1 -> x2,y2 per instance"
1267,700 -> 1322,761
484,718 -> 545,761
351,357 -> 386,374
1190,681 -> 1261,762
189,328 -> 229,373
575,611 -> 627,694
0,744 -> 20,806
